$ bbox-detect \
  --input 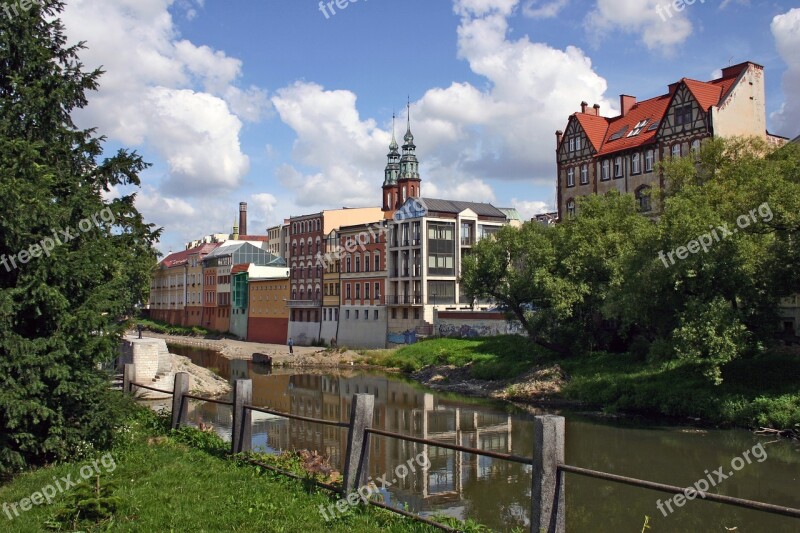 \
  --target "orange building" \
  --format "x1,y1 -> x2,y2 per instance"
248,274 -> 291,344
